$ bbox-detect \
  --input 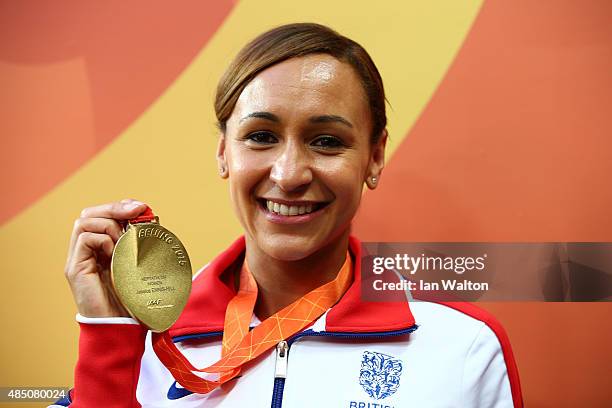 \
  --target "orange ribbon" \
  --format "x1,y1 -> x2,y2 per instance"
152,252 -> 353,394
